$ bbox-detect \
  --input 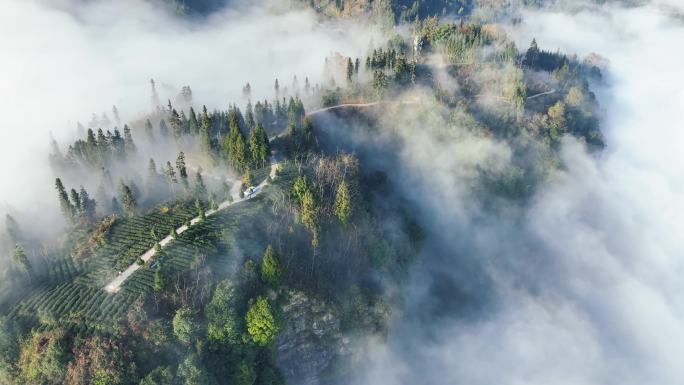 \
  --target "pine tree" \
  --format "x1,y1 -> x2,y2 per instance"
301,190 -> 320,247
180,110 -> 189,135
176,152 -> 189,191
79,186 -> 97,222
354,57 -> 360,74
274,78 -> 280,97
249,123 -> 270,167
55,178 -> 73,222
196,198 -> 206,221
165,161 -> 177,184
209,192 -> 219,210
148,158 -> 157,178
188,107 -> 199,135
334,179 -> 352,225
153,263 -> 166,292
120,183 -> 137,216
199,106 -> 212,155
260,245 -> 282,287
123,124 -> 137,154
195,171 -> 207,199
145,119 -> 154,140
112,129 -> 125,159
112,105 -> 120,125
226,117 -> 249,172
12,244 -> 31,275
169,109 -> 182,139
69,188 -> 82,218
346,57 -> 354,83
150,78 -> 160,107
